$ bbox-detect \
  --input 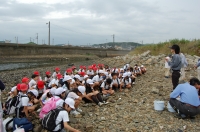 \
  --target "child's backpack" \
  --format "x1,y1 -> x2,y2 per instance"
13,117 -> 33,132
5,94 -> 27,115
39,97 -> 60,119
4,96 -> 18,115
42,108 -> 65,131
